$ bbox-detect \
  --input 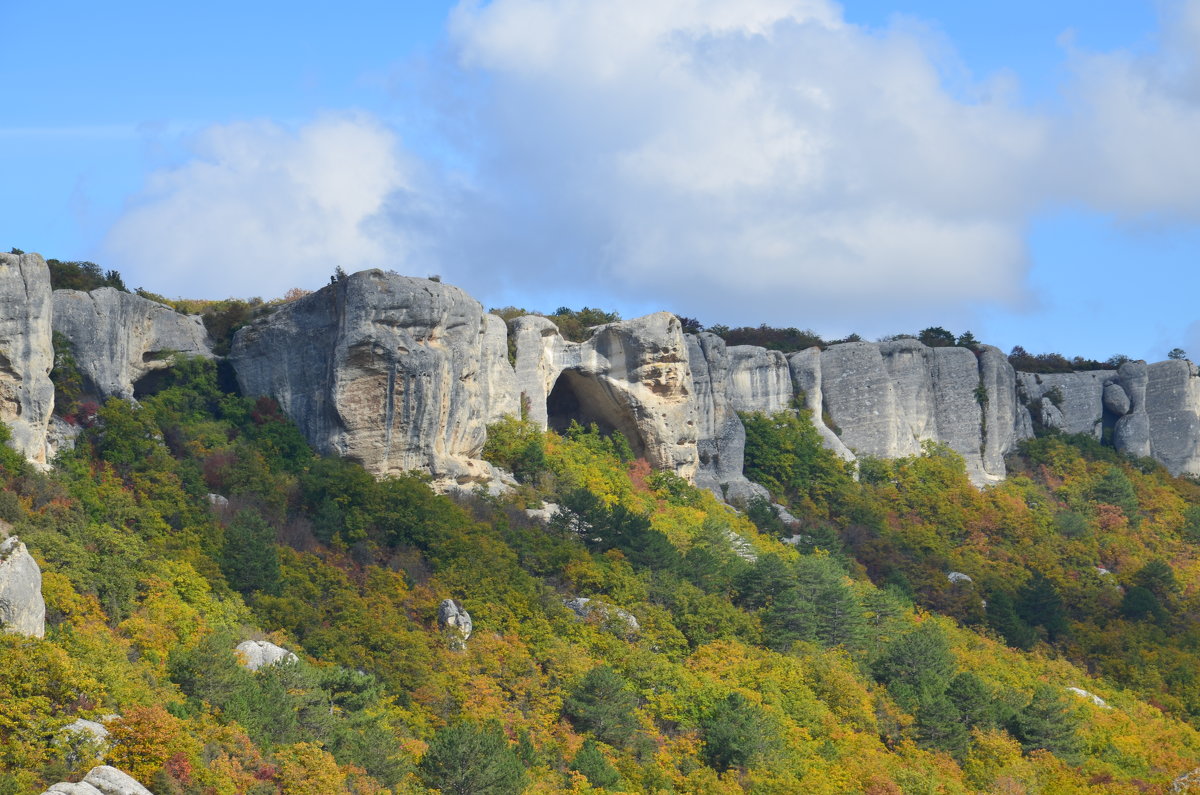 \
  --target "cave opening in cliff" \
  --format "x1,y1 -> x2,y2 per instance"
546,369 -> 647,459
